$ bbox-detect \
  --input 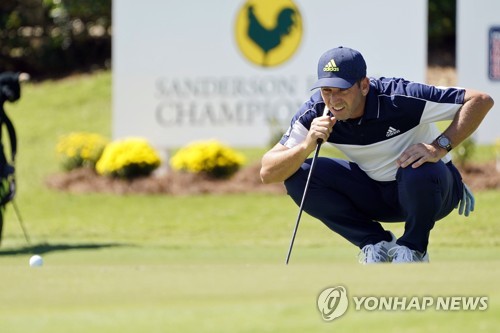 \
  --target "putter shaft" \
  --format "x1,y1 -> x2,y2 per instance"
285,139 -> 323,265
285,108 -> 330,265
